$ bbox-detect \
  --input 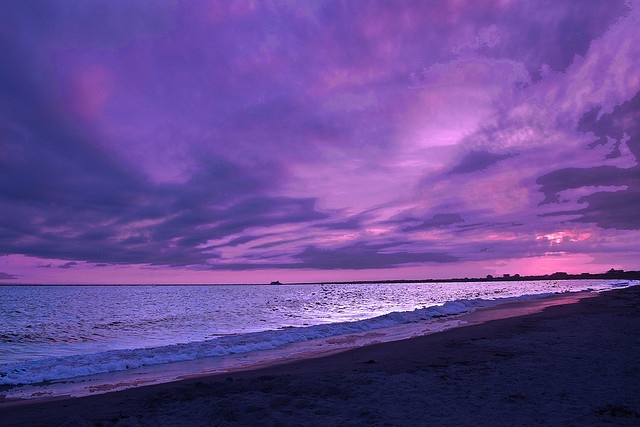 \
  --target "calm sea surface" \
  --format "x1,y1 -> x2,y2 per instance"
0,280 -> 632,386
